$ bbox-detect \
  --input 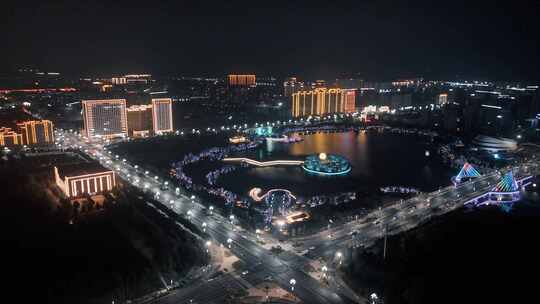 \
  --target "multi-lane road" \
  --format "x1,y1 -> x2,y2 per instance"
294,167 -> 537,260
56,129 -> 538,304
57,130 -> 359,304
